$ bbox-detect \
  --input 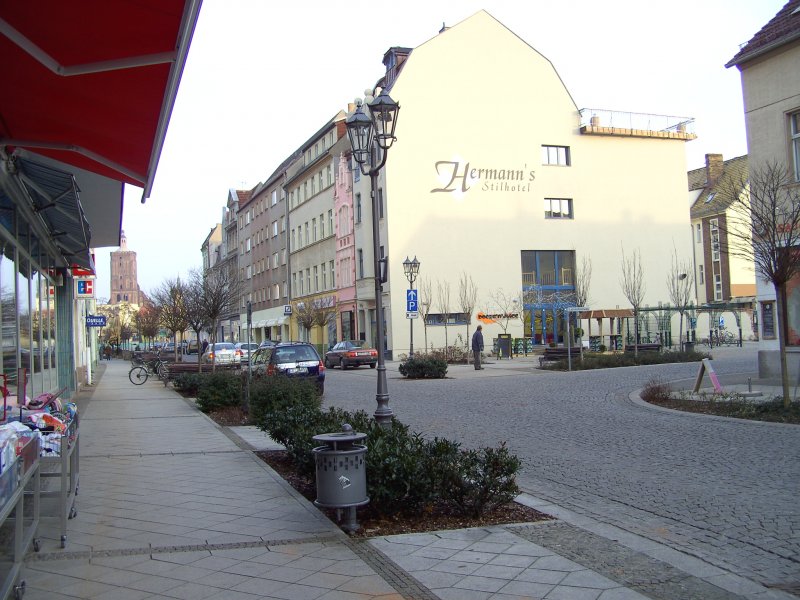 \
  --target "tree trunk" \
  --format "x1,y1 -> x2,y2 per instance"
633,309 -> 639,359
775,284 -> 791,408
